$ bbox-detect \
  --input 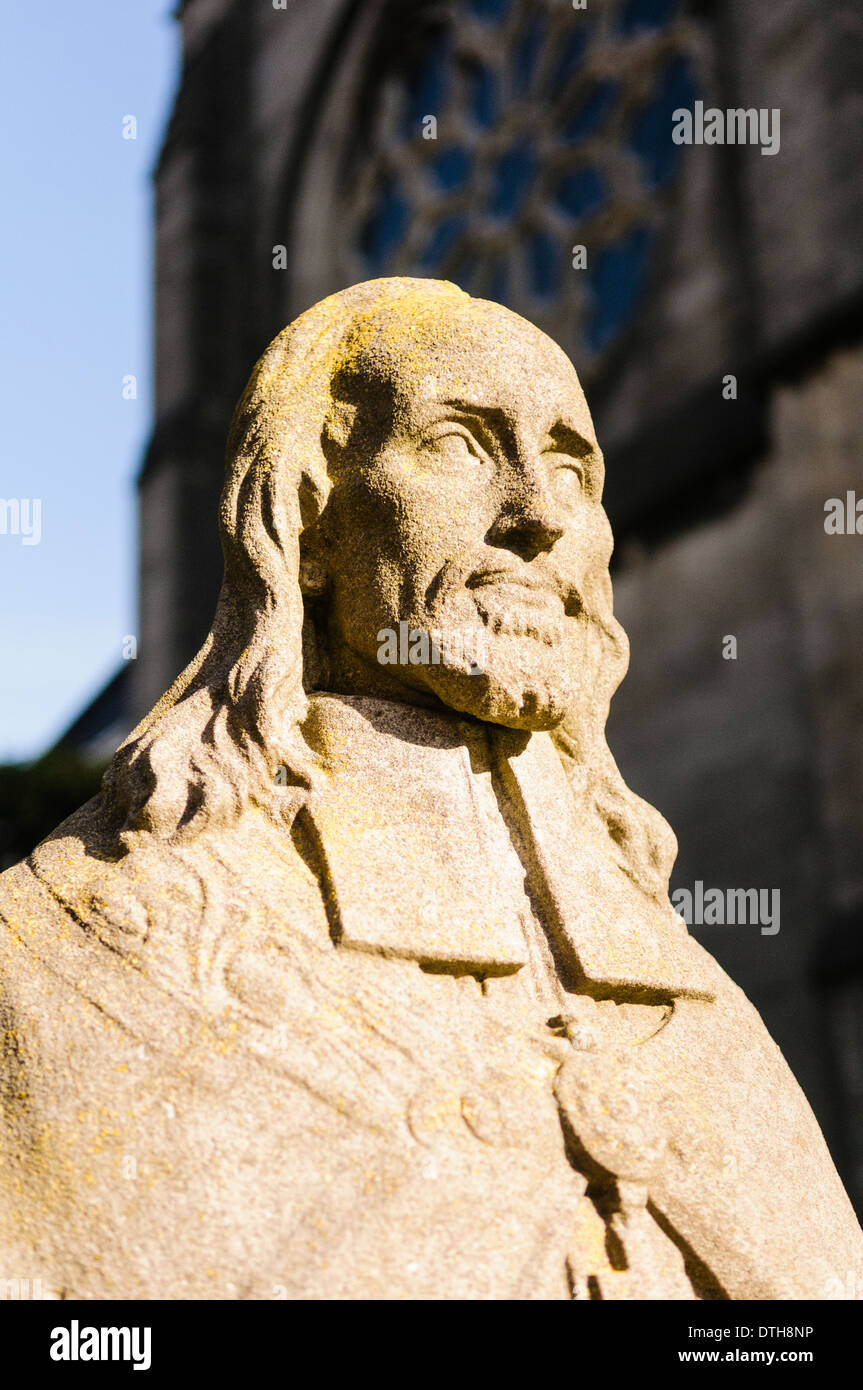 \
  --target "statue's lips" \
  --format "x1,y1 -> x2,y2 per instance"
466,570 -> 566,615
